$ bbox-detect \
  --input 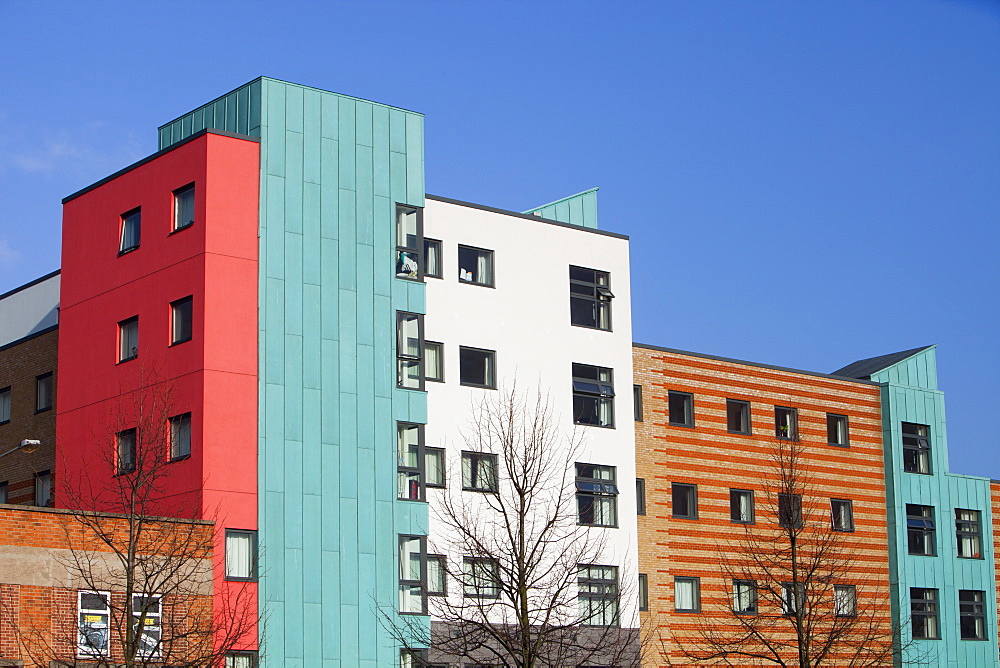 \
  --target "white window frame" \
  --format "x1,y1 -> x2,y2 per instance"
132,593 -> 162,658
78,590 -> 111,658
